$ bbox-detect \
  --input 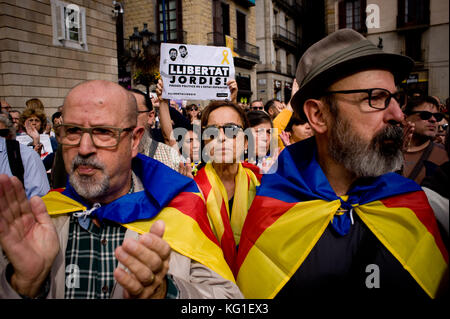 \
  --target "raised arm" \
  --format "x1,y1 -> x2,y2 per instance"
156,79 -> 179,149
0,175 -> 59,298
